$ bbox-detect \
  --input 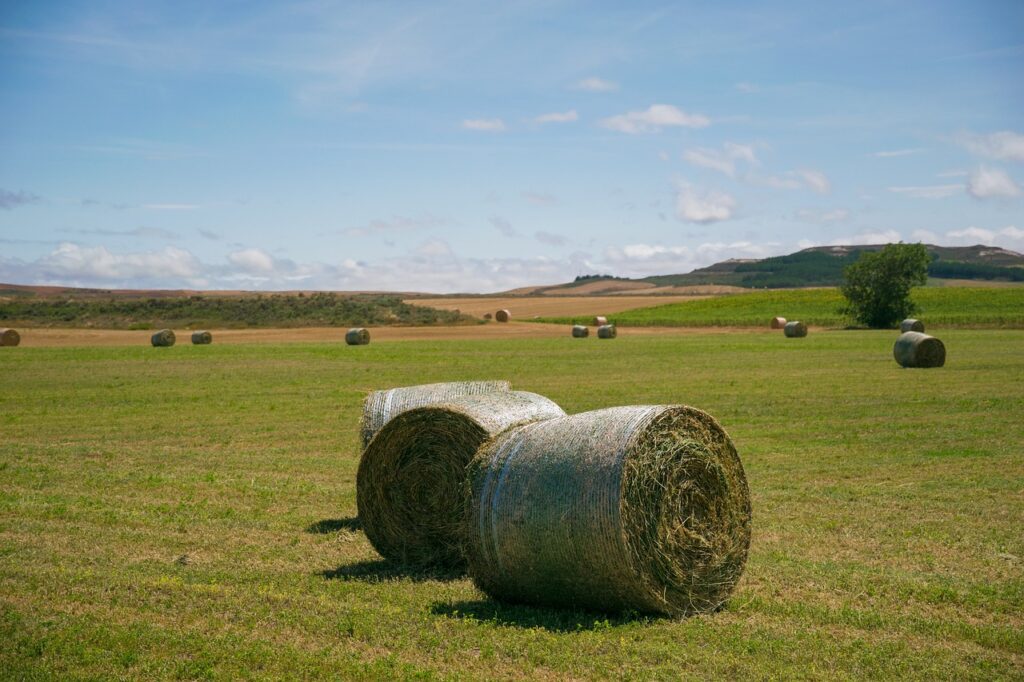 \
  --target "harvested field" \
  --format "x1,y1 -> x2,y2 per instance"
409,295 -> 711,319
